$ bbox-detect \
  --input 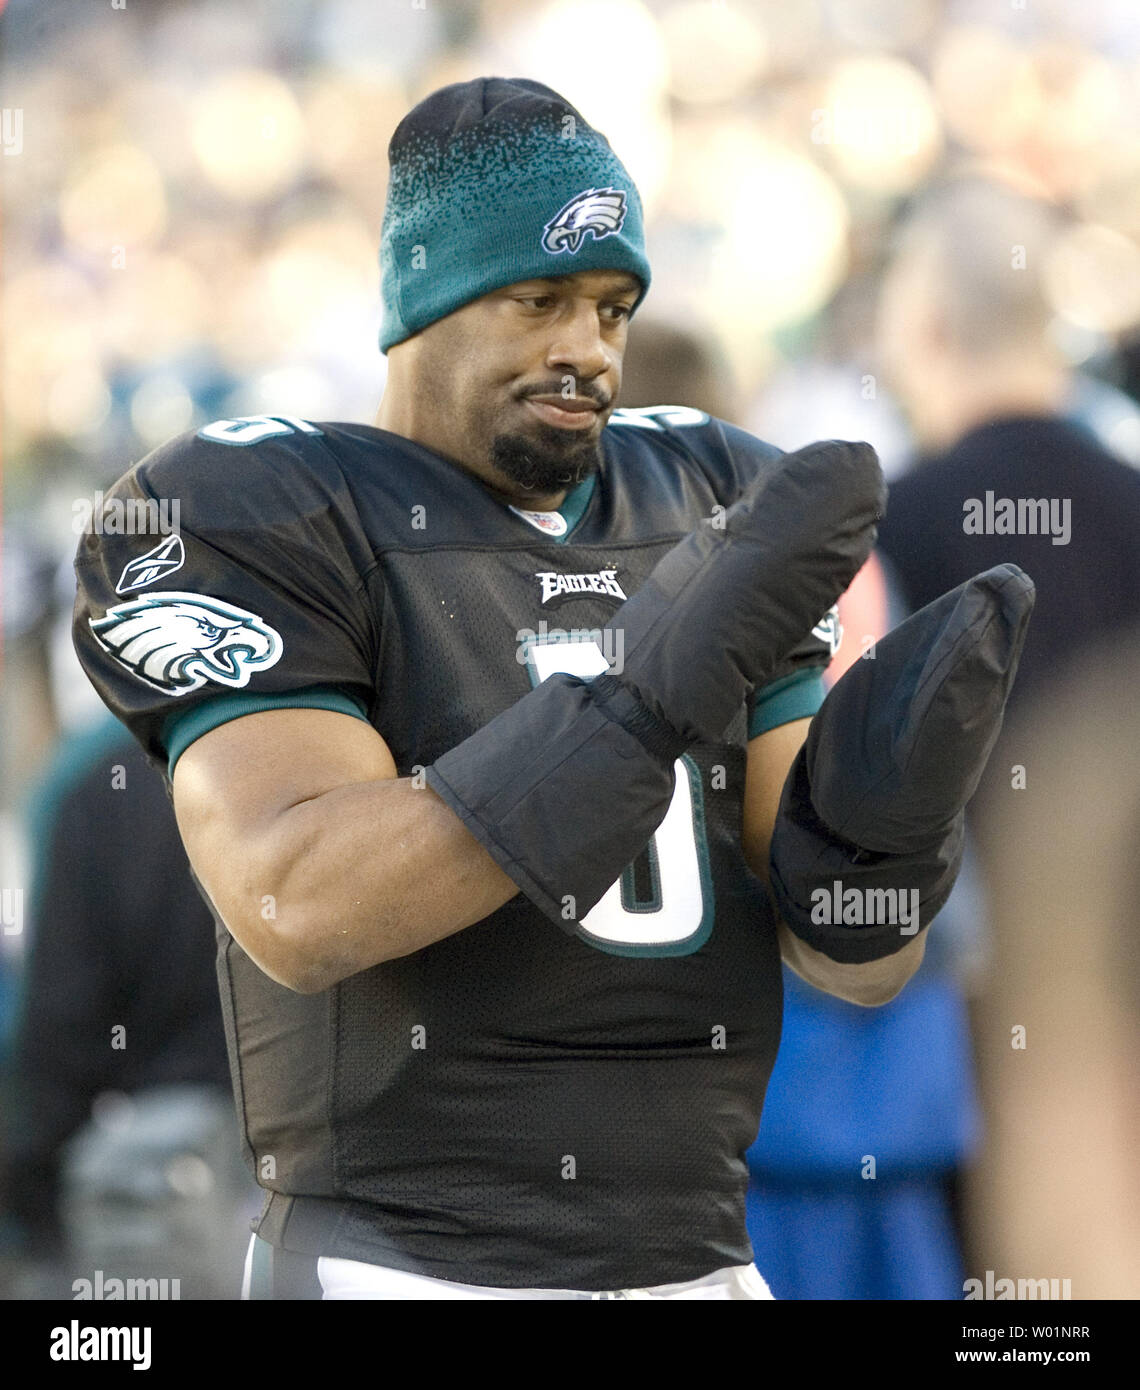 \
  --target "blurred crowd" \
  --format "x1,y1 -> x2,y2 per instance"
3,0 -> 1140,1299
